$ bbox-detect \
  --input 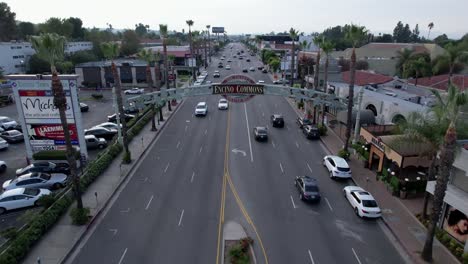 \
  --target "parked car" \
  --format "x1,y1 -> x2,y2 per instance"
227,59 -> 232,63
343,186 -> 381,218
0,116 -> 18,130
218,99 -> 229,110
295,176 -> 321,202
0,130 -> 24,143
9,124 -> 23,132
303,125 -> 320,139
323,155 -> 352,179
3,172 -> 68,191
84,127 -> 117,141
85,135 -> 108,149
94,122 -> 121,131
79,102 -> 89,112
0,161 -> 6,173
270,115 -> 284,128
0,188 -> 51,214
107,113 -> 135,123
16,162 -> 70,176
195,102 -> 208,116
0,137 -> 8,150
253,127 -> 268,141
296,117 -> 312,128
124,88 -> 144,94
